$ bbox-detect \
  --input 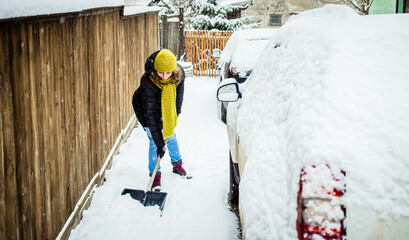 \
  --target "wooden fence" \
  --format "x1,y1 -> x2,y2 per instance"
184,31 -> 232,77
0,7 -> 159,240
